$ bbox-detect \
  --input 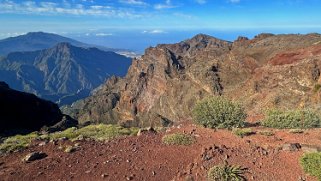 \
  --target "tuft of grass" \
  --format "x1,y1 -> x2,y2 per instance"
289,129 -> 304,134
232,128 -> 255,138
258,130 -> 275,136
0,132 -> 39,153
49,124 -> 139,141
207,163 -> 247,181
314,84 -> 321,93
262,109 -> 321,129
0,124 -> 139,153
192,96 -> 246,129
300,152 -> 321,180
162,133 -> 195,146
